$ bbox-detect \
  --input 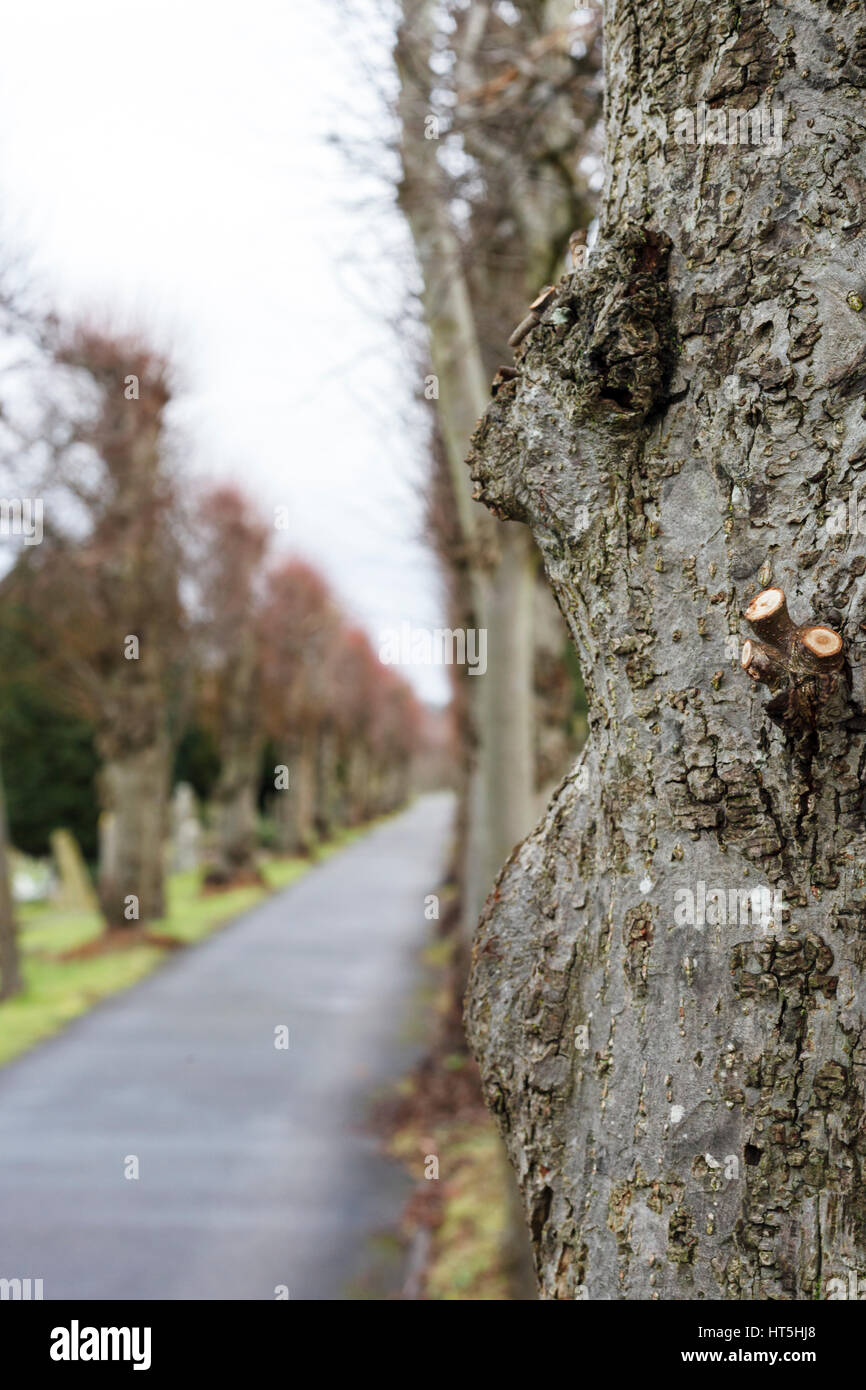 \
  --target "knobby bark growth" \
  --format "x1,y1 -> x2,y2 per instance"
742,585 -> 849,733
466,0 -> 866,1298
